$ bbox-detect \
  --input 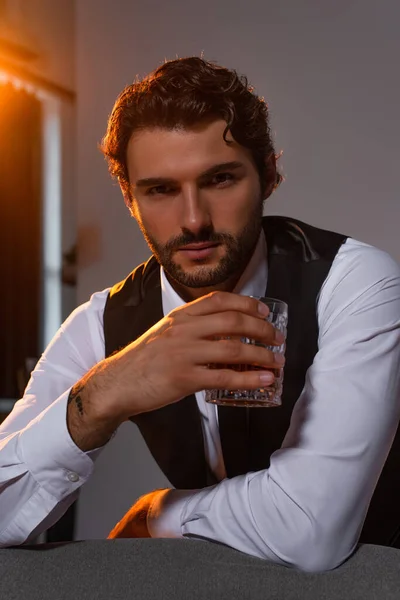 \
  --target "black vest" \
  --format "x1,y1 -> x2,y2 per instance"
103,216 -> 400,548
